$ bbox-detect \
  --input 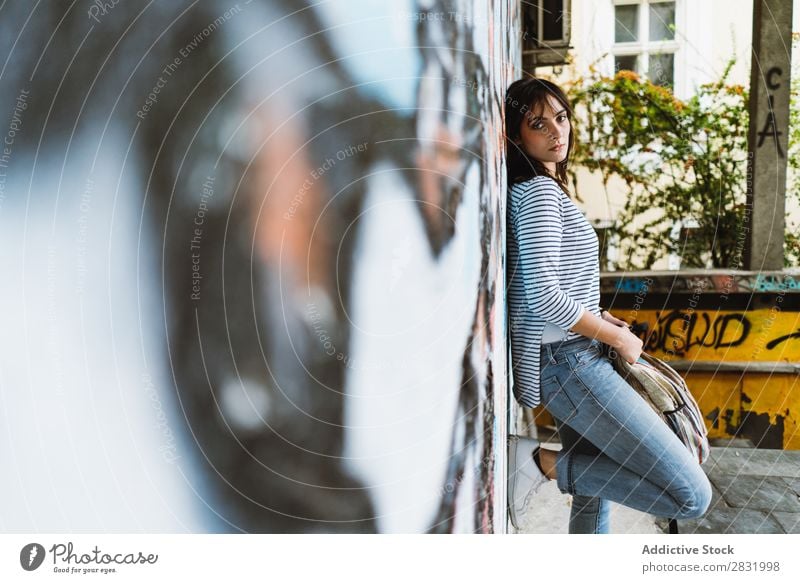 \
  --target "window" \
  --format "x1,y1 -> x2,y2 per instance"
615,4 -> 639,42
541,0 -> 568,42
649,1 -> 675,40
648,52 -> 674,86
522,0 -> 573,70
613,0 -> 677,88
614,54 -> 639,74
